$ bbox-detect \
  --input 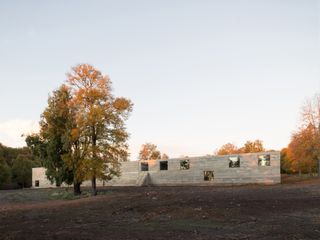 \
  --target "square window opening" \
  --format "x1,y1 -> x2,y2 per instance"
258,155 -> 271,166
204,171 -> 214,181
35,180 -> 40,187
160,161 -> 168,170
141,162 -> 149,171
229,156 -> 240,168
180,159 -> 190,170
